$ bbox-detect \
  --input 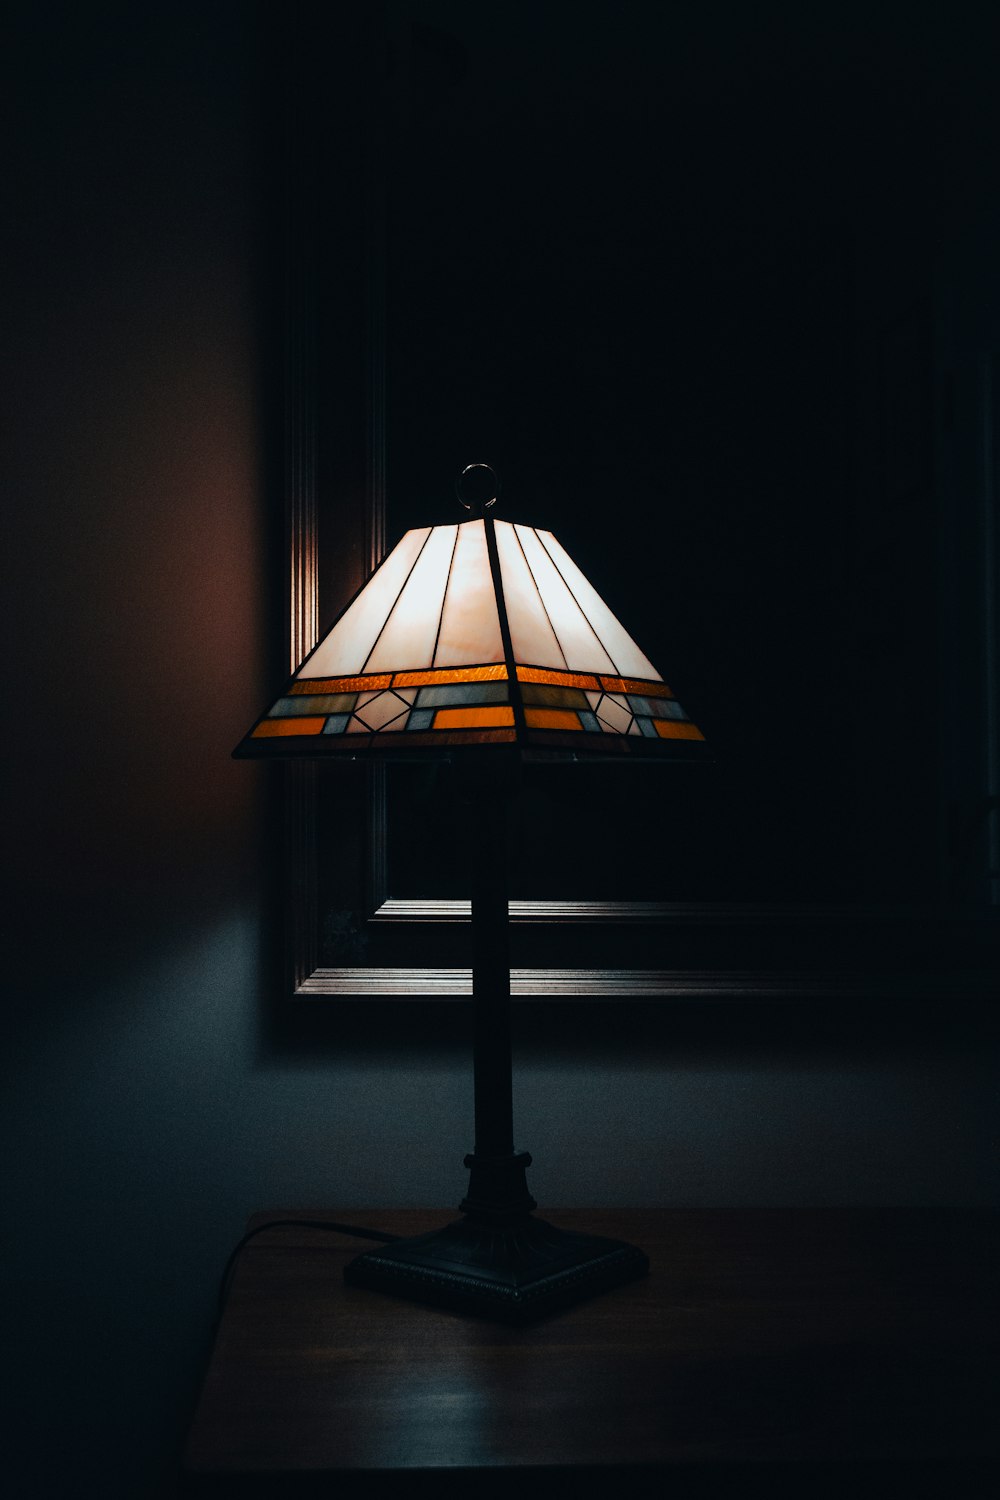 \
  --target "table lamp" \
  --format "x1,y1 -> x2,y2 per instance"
235,464 -> 708,1321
